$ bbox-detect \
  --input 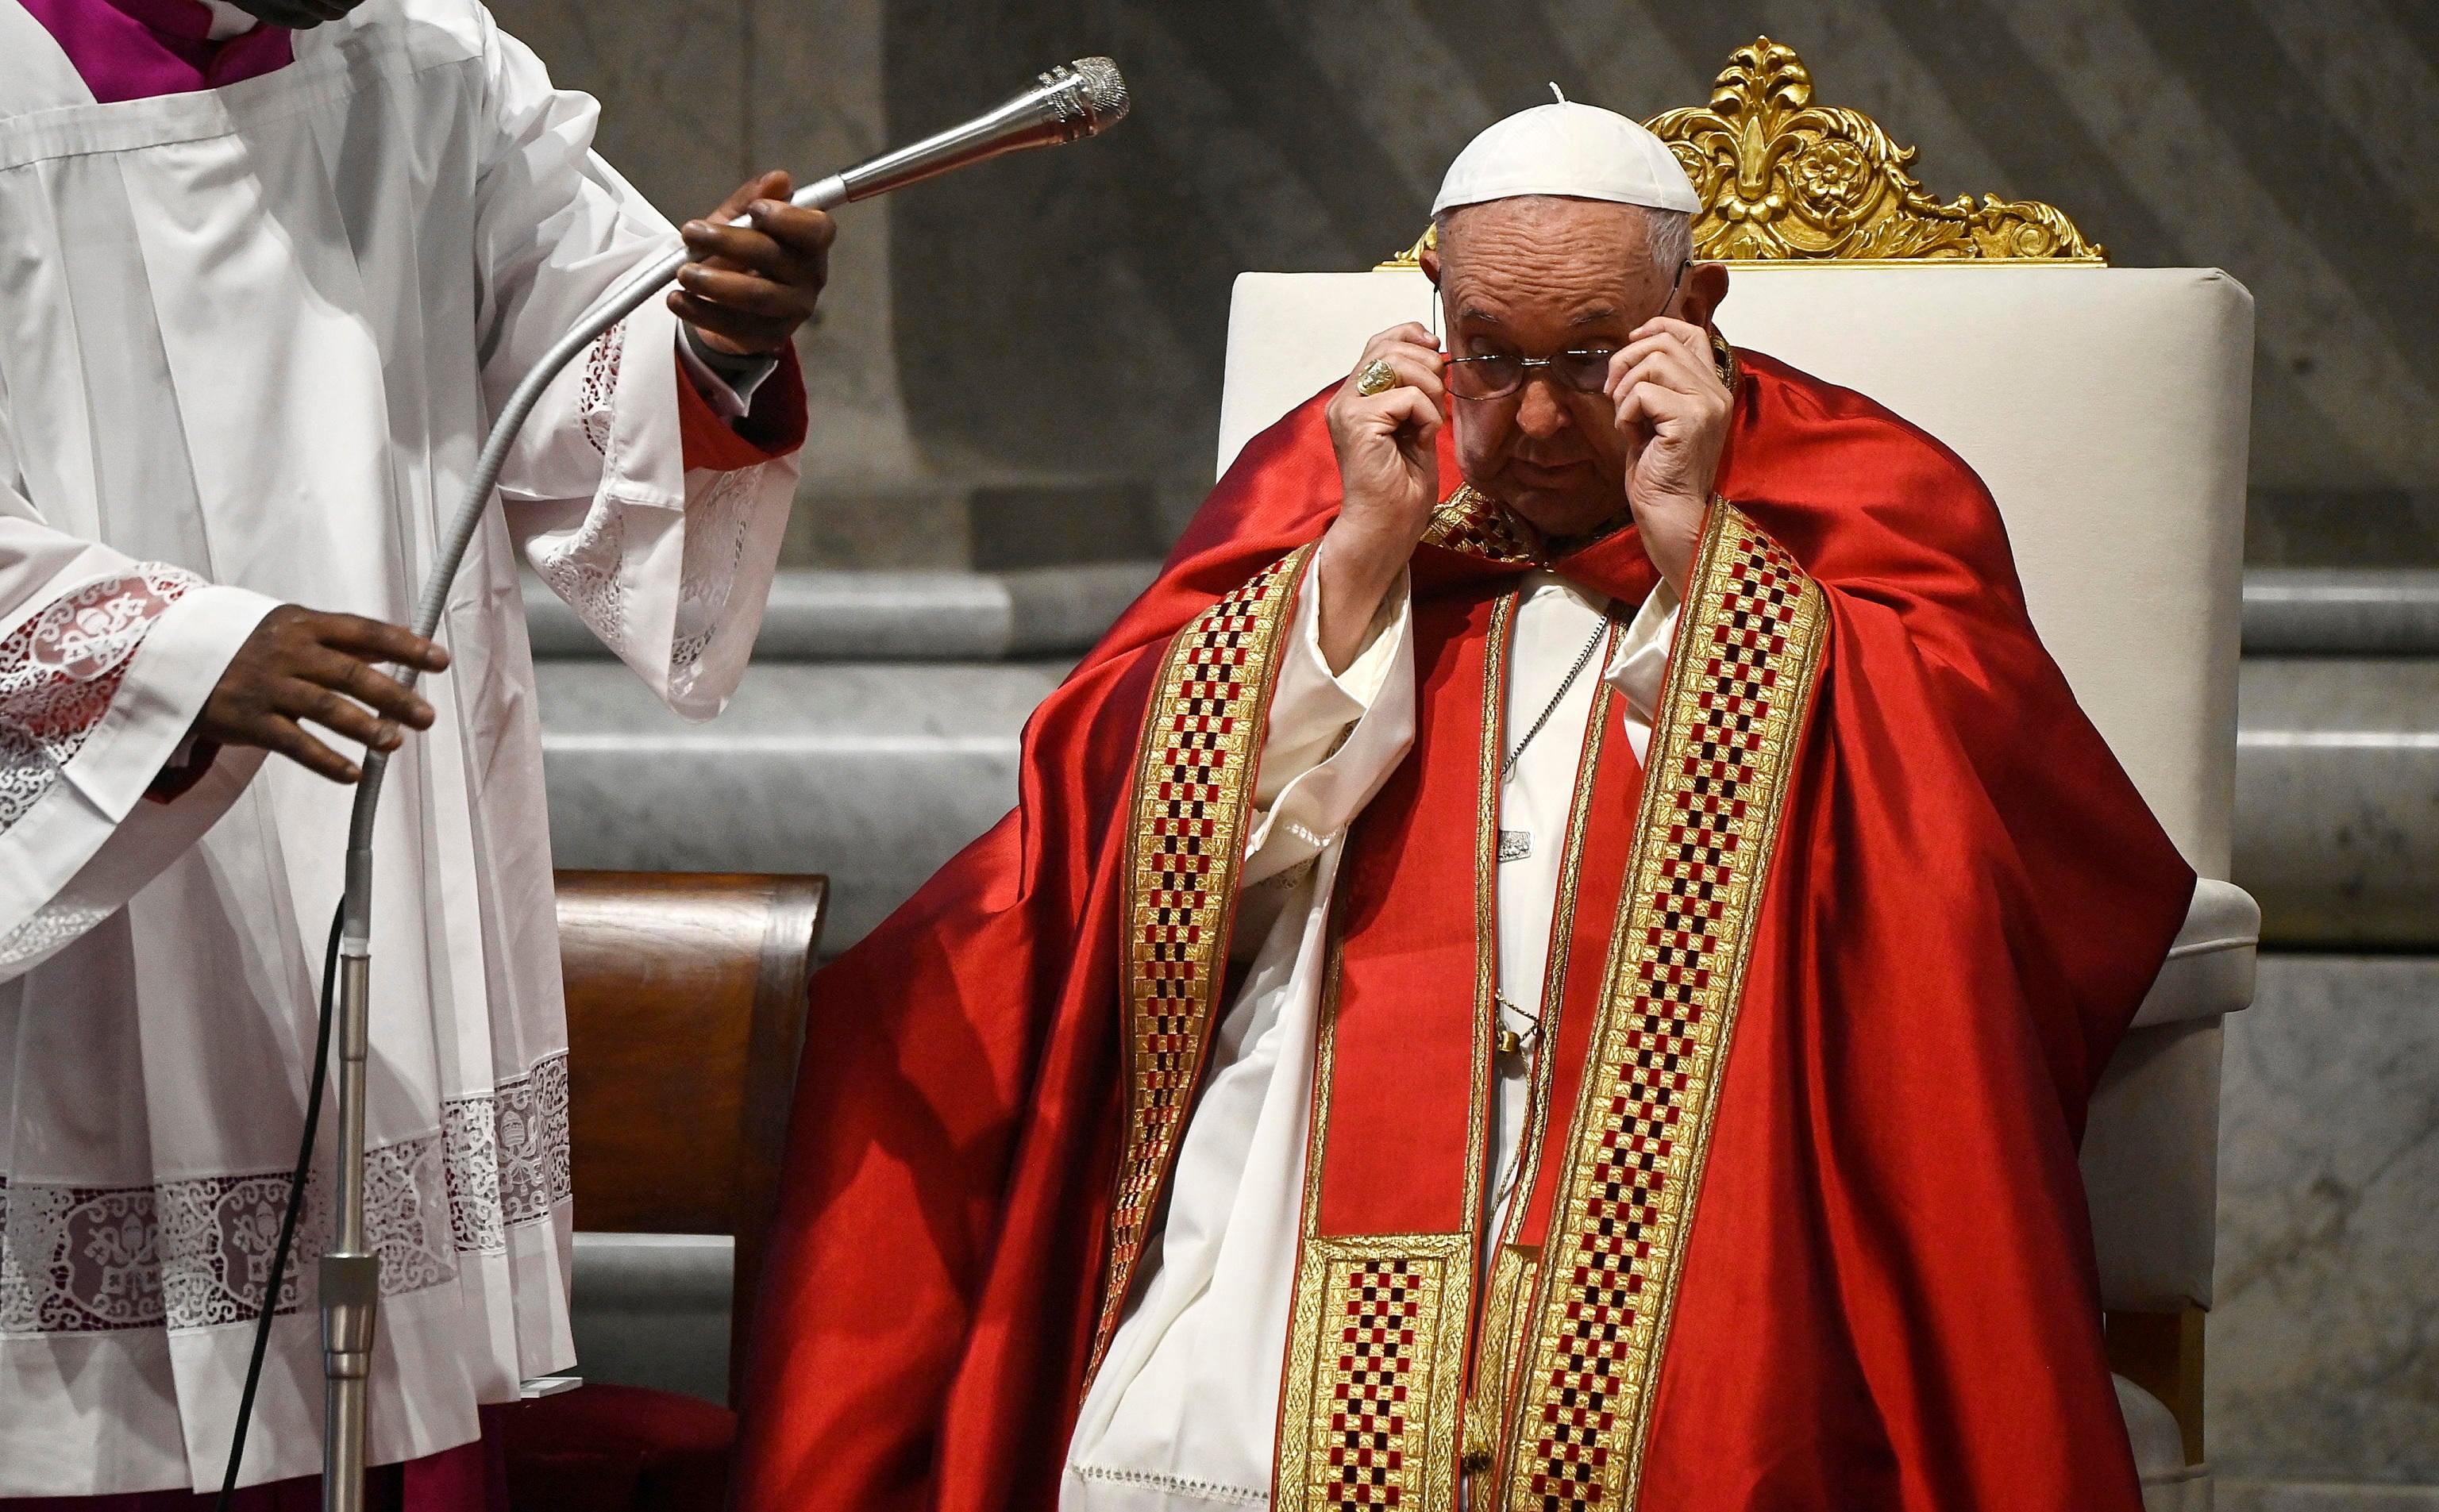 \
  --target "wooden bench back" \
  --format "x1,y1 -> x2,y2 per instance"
556,871 -> 826,1402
